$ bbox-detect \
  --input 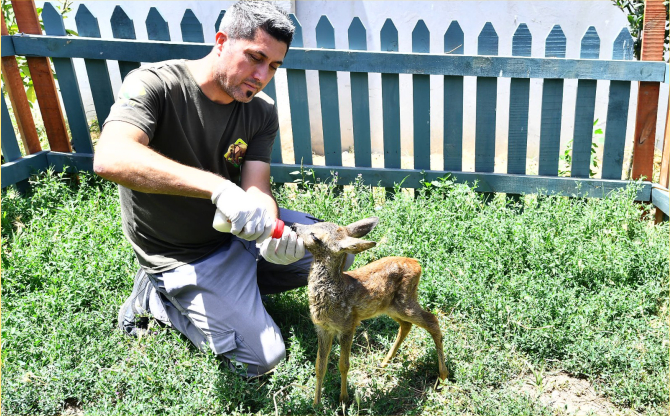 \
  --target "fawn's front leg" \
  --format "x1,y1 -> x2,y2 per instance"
314,327 -> 334,406
338,330 -> 355,404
